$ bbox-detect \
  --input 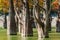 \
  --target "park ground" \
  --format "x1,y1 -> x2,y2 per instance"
0,16 -> 60,40
0,27 -> 60,40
